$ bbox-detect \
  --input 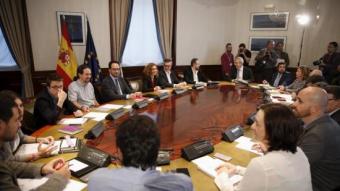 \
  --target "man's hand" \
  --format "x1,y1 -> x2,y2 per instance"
37,136 -> 54,144
37,142 -> 58,158
154,86 -> 161,91
262,80 -> 268,84
57,90 -> 67,108
73,110 -> 83,117
41,158 -> 71,178
80,105 -> 90,113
